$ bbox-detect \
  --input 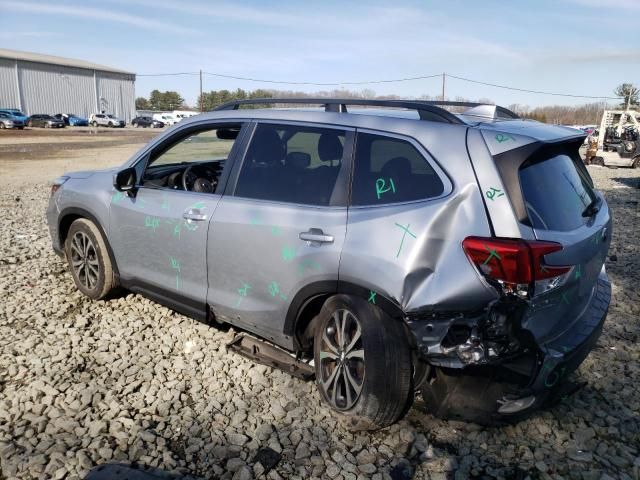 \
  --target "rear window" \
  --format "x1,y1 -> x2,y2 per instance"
351,133 -> 444,205
519,154 -> 596,231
